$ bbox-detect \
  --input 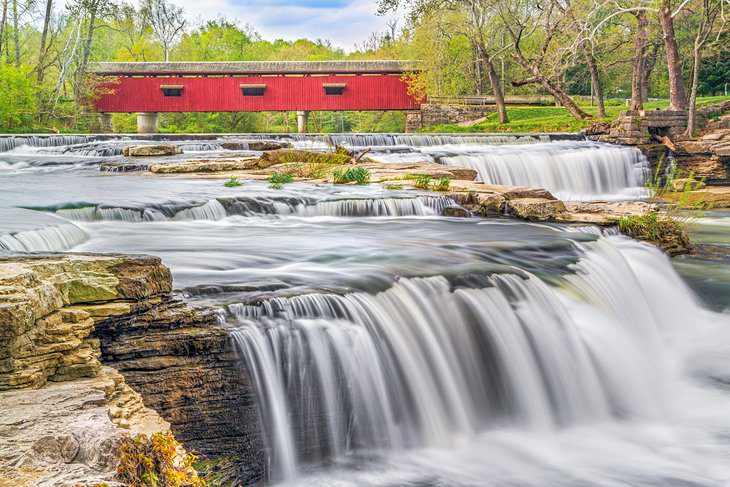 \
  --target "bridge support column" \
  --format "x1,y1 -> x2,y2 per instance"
136,112 -> 159,134
98,113 -> 113,133
296,110 -> 309,133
